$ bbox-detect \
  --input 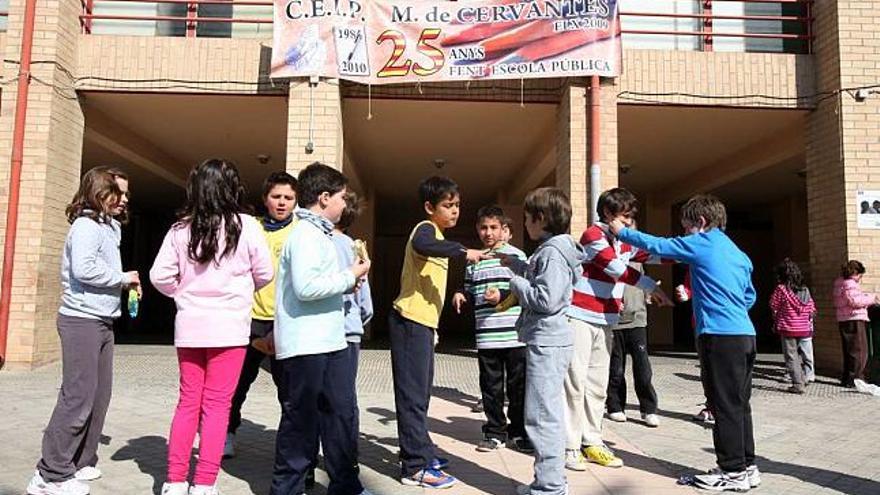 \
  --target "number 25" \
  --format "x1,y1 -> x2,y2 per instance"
376,28 -> 445,78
